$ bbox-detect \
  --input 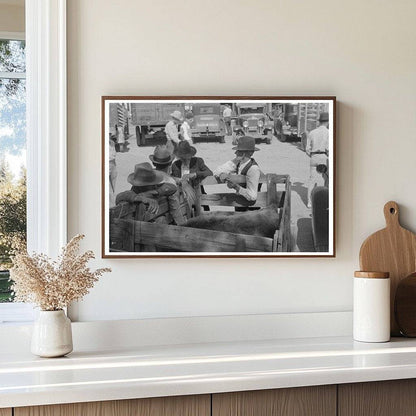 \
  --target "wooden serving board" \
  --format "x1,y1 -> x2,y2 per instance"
395,273 -> 416,337
359,201 -> 416,336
